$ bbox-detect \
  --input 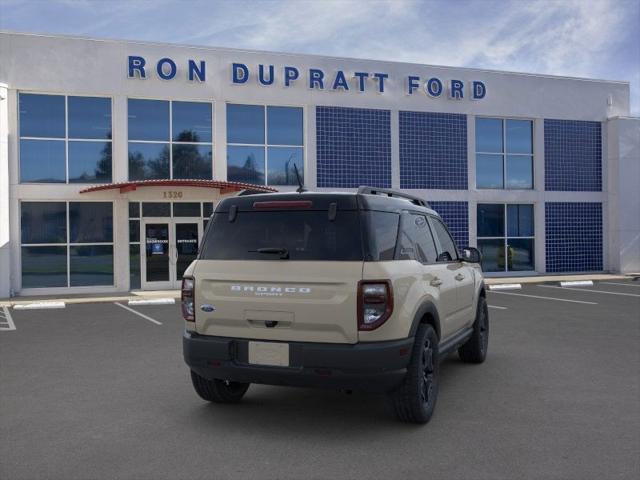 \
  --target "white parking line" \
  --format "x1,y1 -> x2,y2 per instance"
14,301 -> 66,310
114,302 -> 162,325
539,285 -> 640,298
490,291 -> 598,305
0,306 -> 16,331
488,305 -> 508,310
601,282 -> 640,288
128,298 -> 175,306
